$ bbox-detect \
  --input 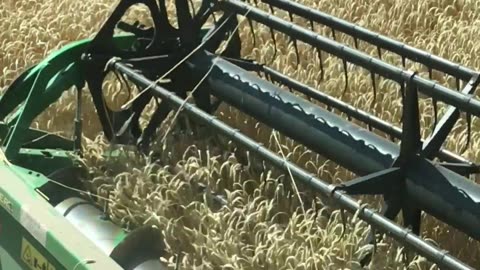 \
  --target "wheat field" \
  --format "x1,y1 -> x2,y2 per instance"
1,0 -> 480,269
